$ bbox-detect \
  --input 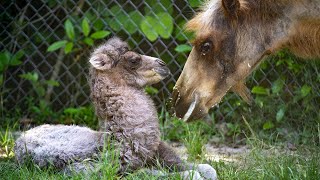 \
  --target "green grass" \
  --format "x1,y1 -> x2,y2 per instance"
1,141 -> 319,180
0,127 -> 178,180
1,121 -> 319,180
212,145 -> 320,179
183,128 -> 207,161
0,127 -> 15,159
